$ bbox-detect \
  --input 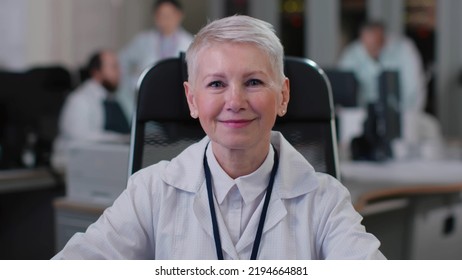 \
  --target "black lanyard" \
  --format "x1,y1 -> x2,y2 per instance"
203,145 -> 279,260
